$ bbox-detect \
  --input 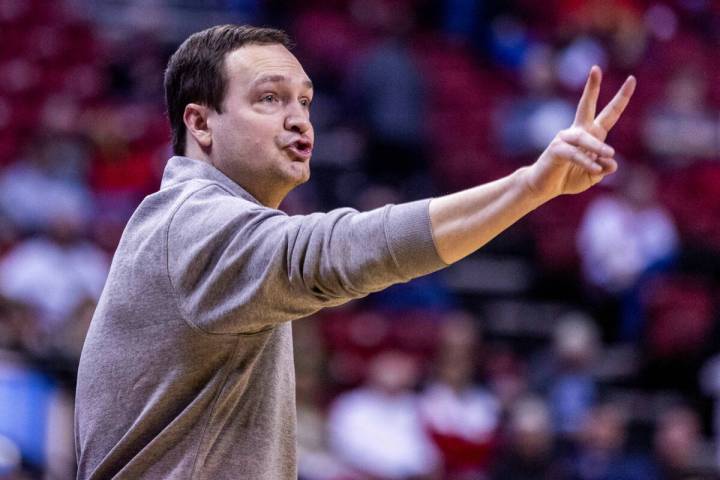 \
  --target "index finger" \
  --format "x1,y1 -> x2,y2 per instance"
574,65 -> 602,127
595,75 -> 637,133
